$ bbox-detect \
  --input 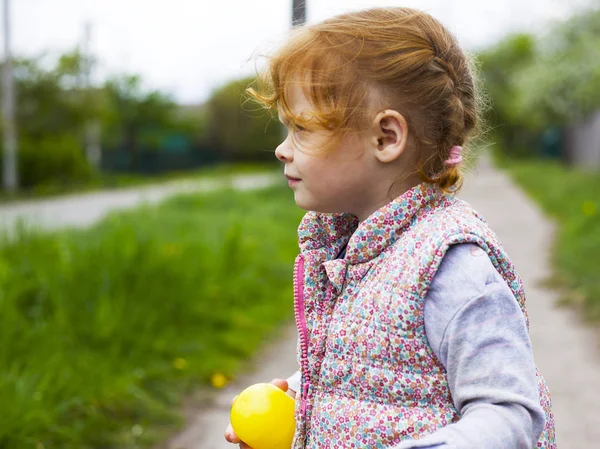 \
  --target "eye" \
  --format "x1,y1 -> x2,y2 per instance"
293,124 -> 307,132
